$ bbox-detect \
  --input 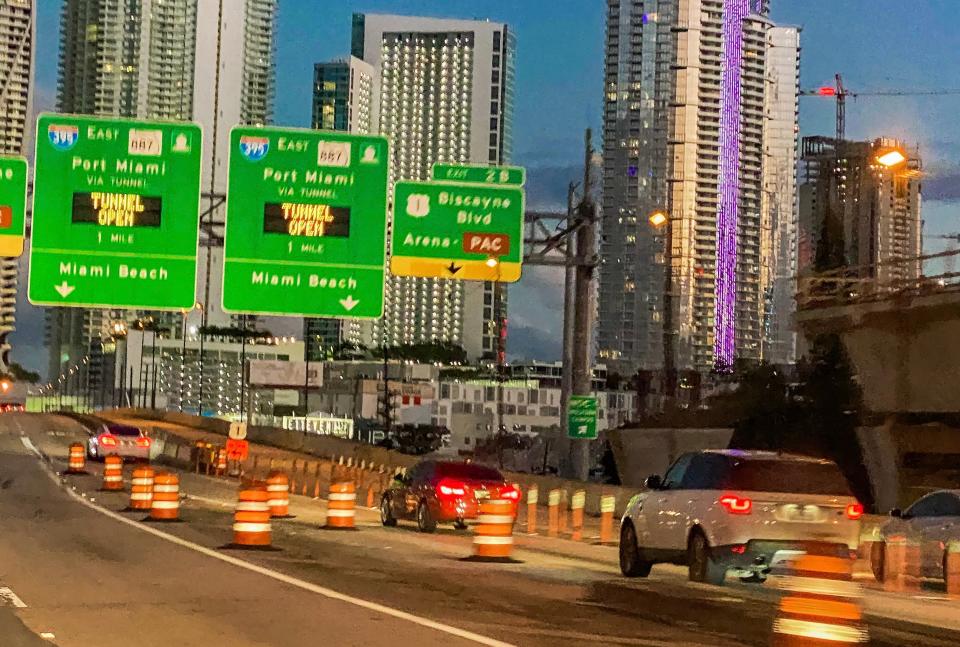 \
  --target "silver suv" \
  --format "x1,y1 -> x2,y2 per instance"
619,450 -> 863,585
